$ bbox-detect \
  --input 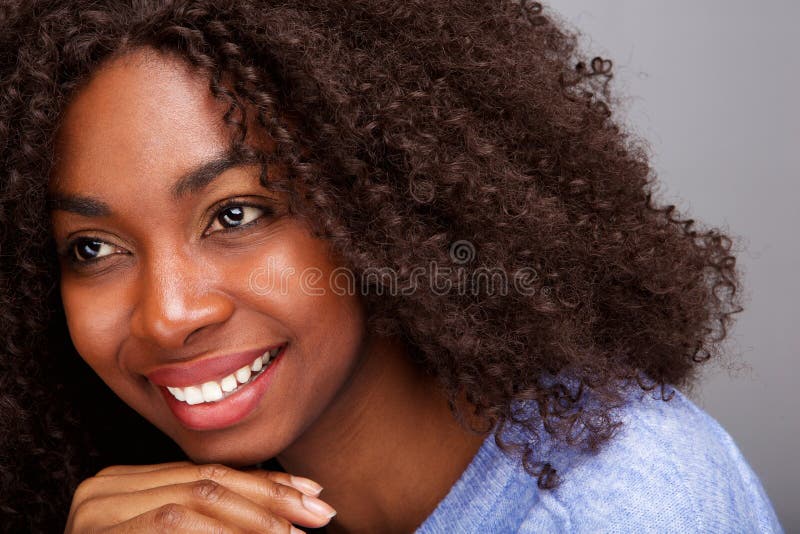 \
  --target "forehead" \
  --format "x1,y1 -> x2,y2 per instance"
51,48 -> 231,196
